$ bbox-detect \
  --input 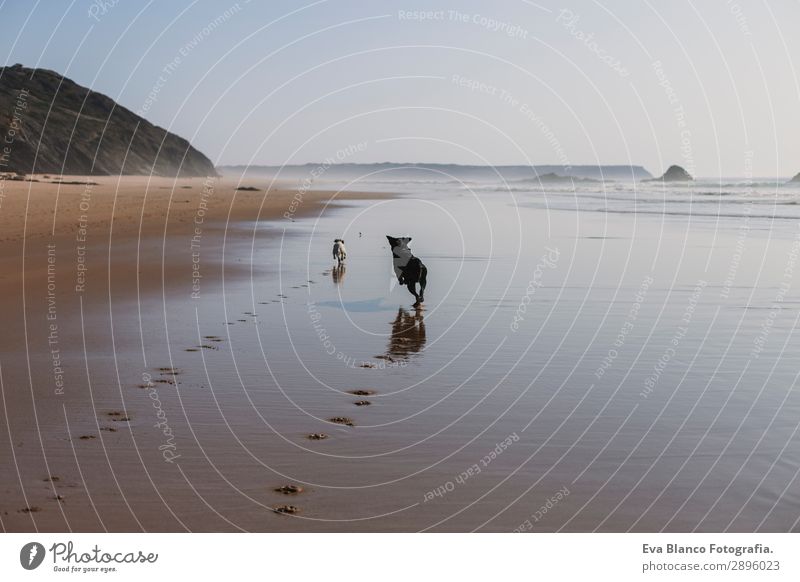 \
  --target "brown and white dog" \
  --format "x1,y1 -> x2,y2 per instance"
386,236 -> 427,305
332,239 -> 347,264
